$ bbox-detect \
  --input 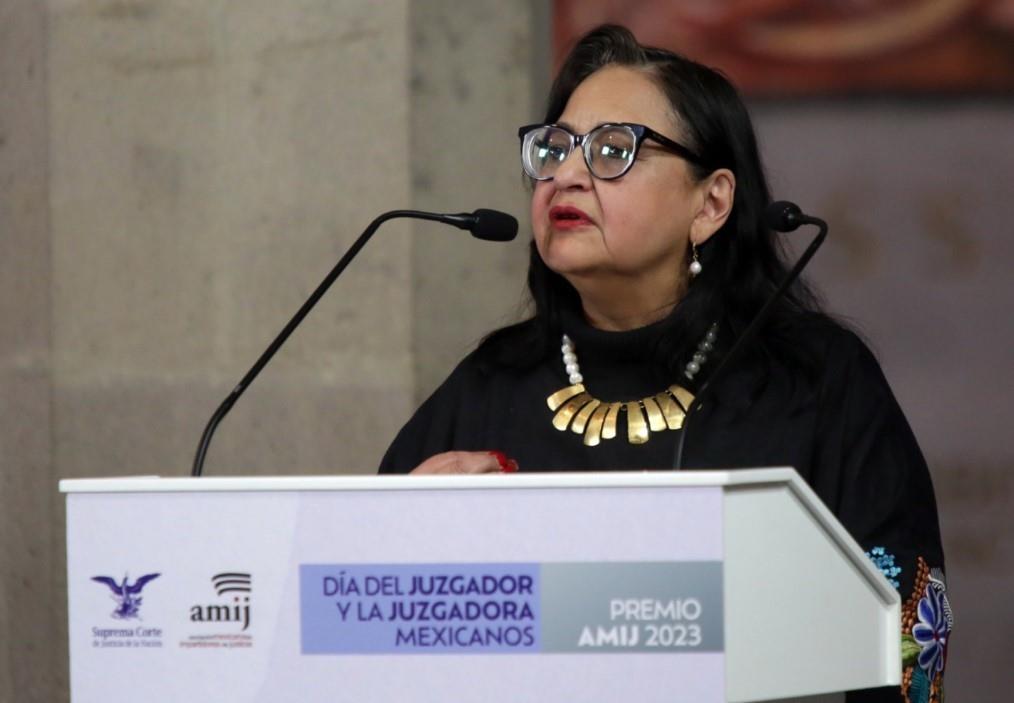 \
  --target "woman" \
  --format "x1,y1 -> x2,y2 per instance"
380,25 -> 947,703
